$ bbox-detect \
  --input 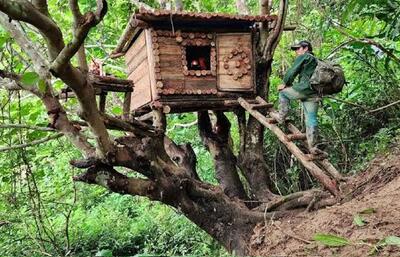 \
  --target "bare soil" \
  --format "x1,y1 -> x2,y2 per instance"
250,144 -> 400,257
